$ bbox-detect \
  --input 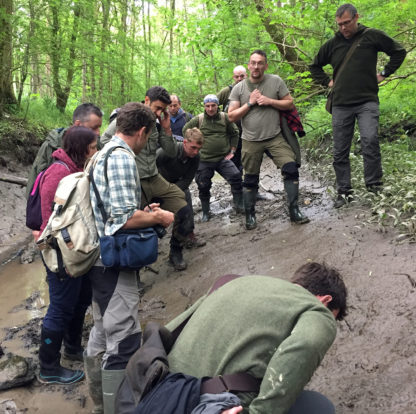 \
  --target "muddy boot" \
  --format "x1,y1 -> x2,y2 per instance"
84,352 -> 104,414
102,368 -> 125,414
200,198 -> 210,222
284,180 -> 310,224
169,237 -> 187,271
232,192 -> 245,214
334,192 -> 354,209
38,327 -> 84,385
243,188 -> 257,230
185,232 -> 206,249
